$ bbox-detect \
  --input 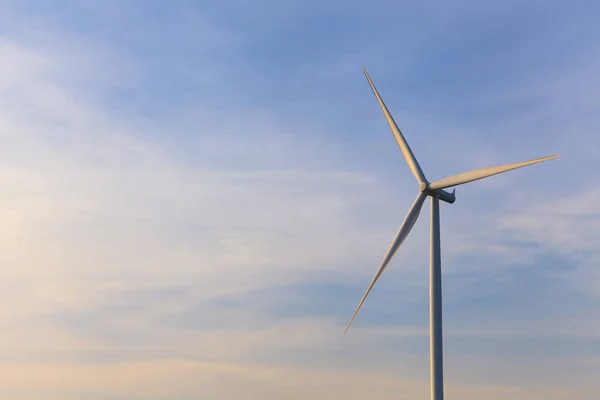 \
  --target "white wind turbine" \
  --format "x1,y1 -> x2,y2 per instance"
344,68 -> 559,400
